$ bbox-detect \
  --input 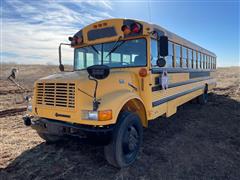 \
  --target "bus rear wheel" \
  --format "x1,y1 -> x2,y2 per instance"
104,111 -> 143,168
198,87 -> 208,105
